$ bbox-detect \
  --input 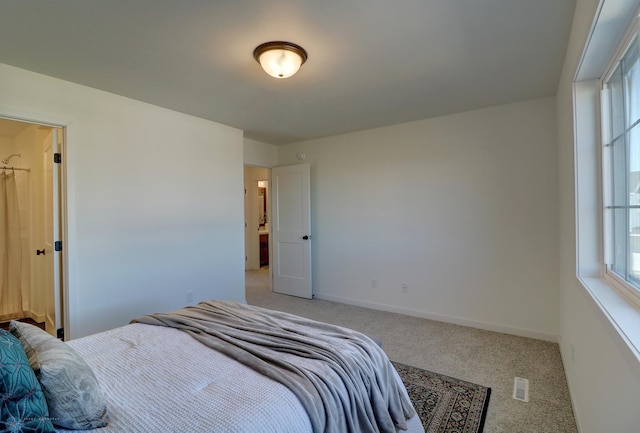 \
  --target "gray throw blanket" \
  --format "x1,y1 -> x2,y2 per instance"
131,300 -> 415,433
